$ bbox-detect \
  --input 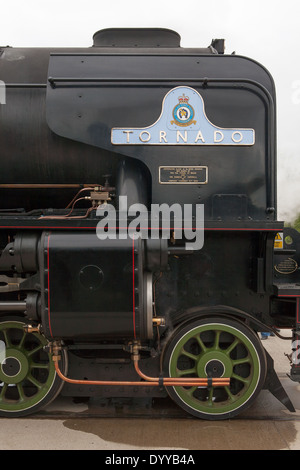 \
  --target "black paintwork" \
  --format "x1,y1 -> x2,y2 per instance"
0,29 -> 299,404
1,34 -> 276,220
